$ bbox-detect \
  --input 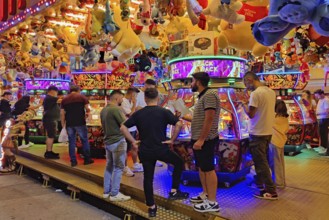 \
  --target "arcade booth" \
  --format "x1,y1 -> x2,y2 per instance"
72,71 -> 135,158
24,78 -> 70,144
257,71 -> 317,155
165,56 -> 252,187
